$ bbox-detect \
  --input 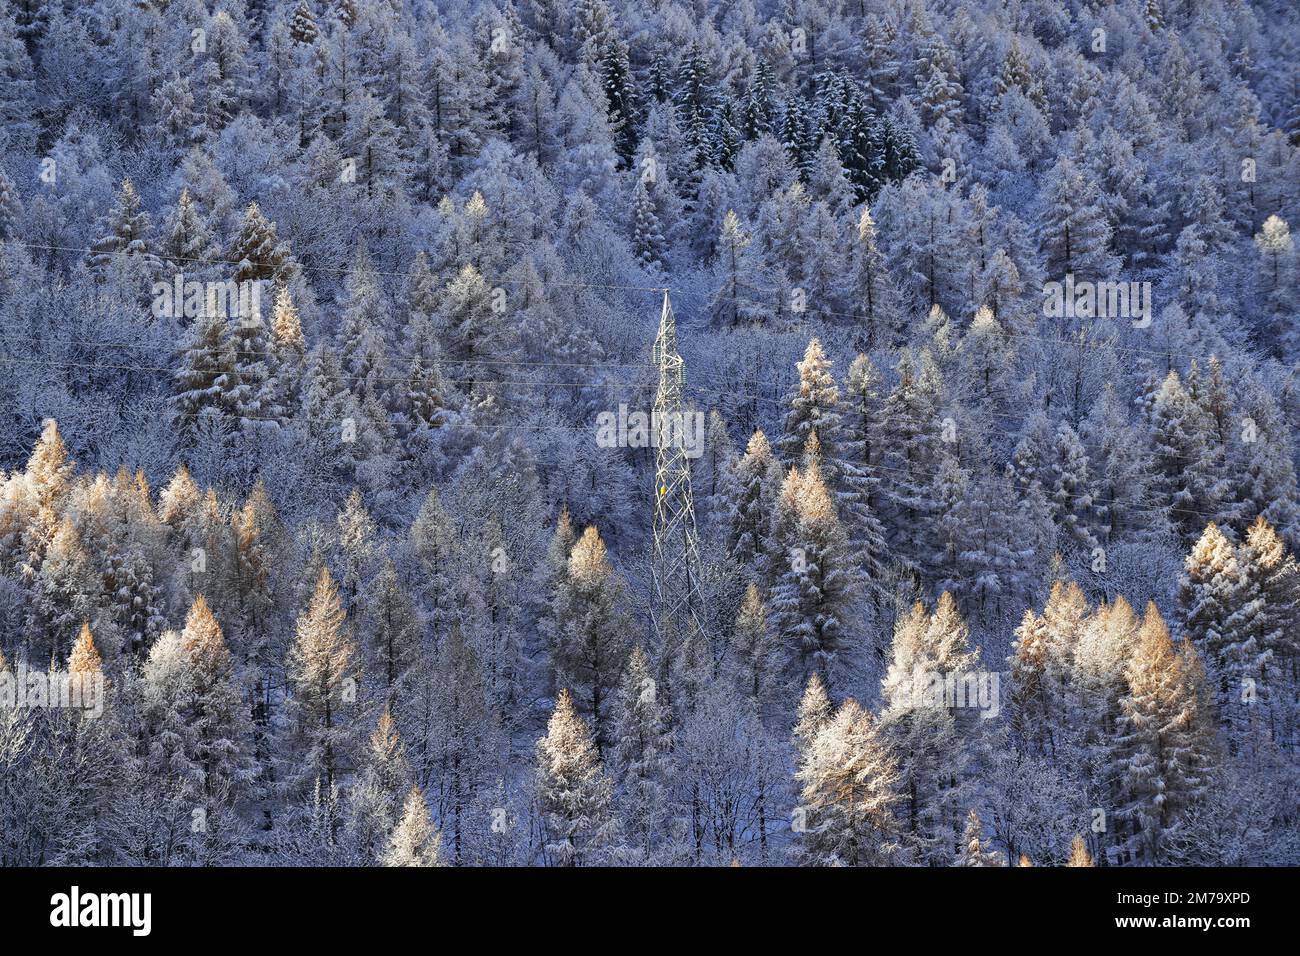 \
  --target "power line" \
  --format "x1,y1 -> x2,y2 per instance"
0,352 -> 655,392
0,330 -> 654,371
0,357 -> 1247,531
692,289 -> 1284,367
0,342 -> 1269,475
5,237 -> 1281,372
0,238 -> 673,293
